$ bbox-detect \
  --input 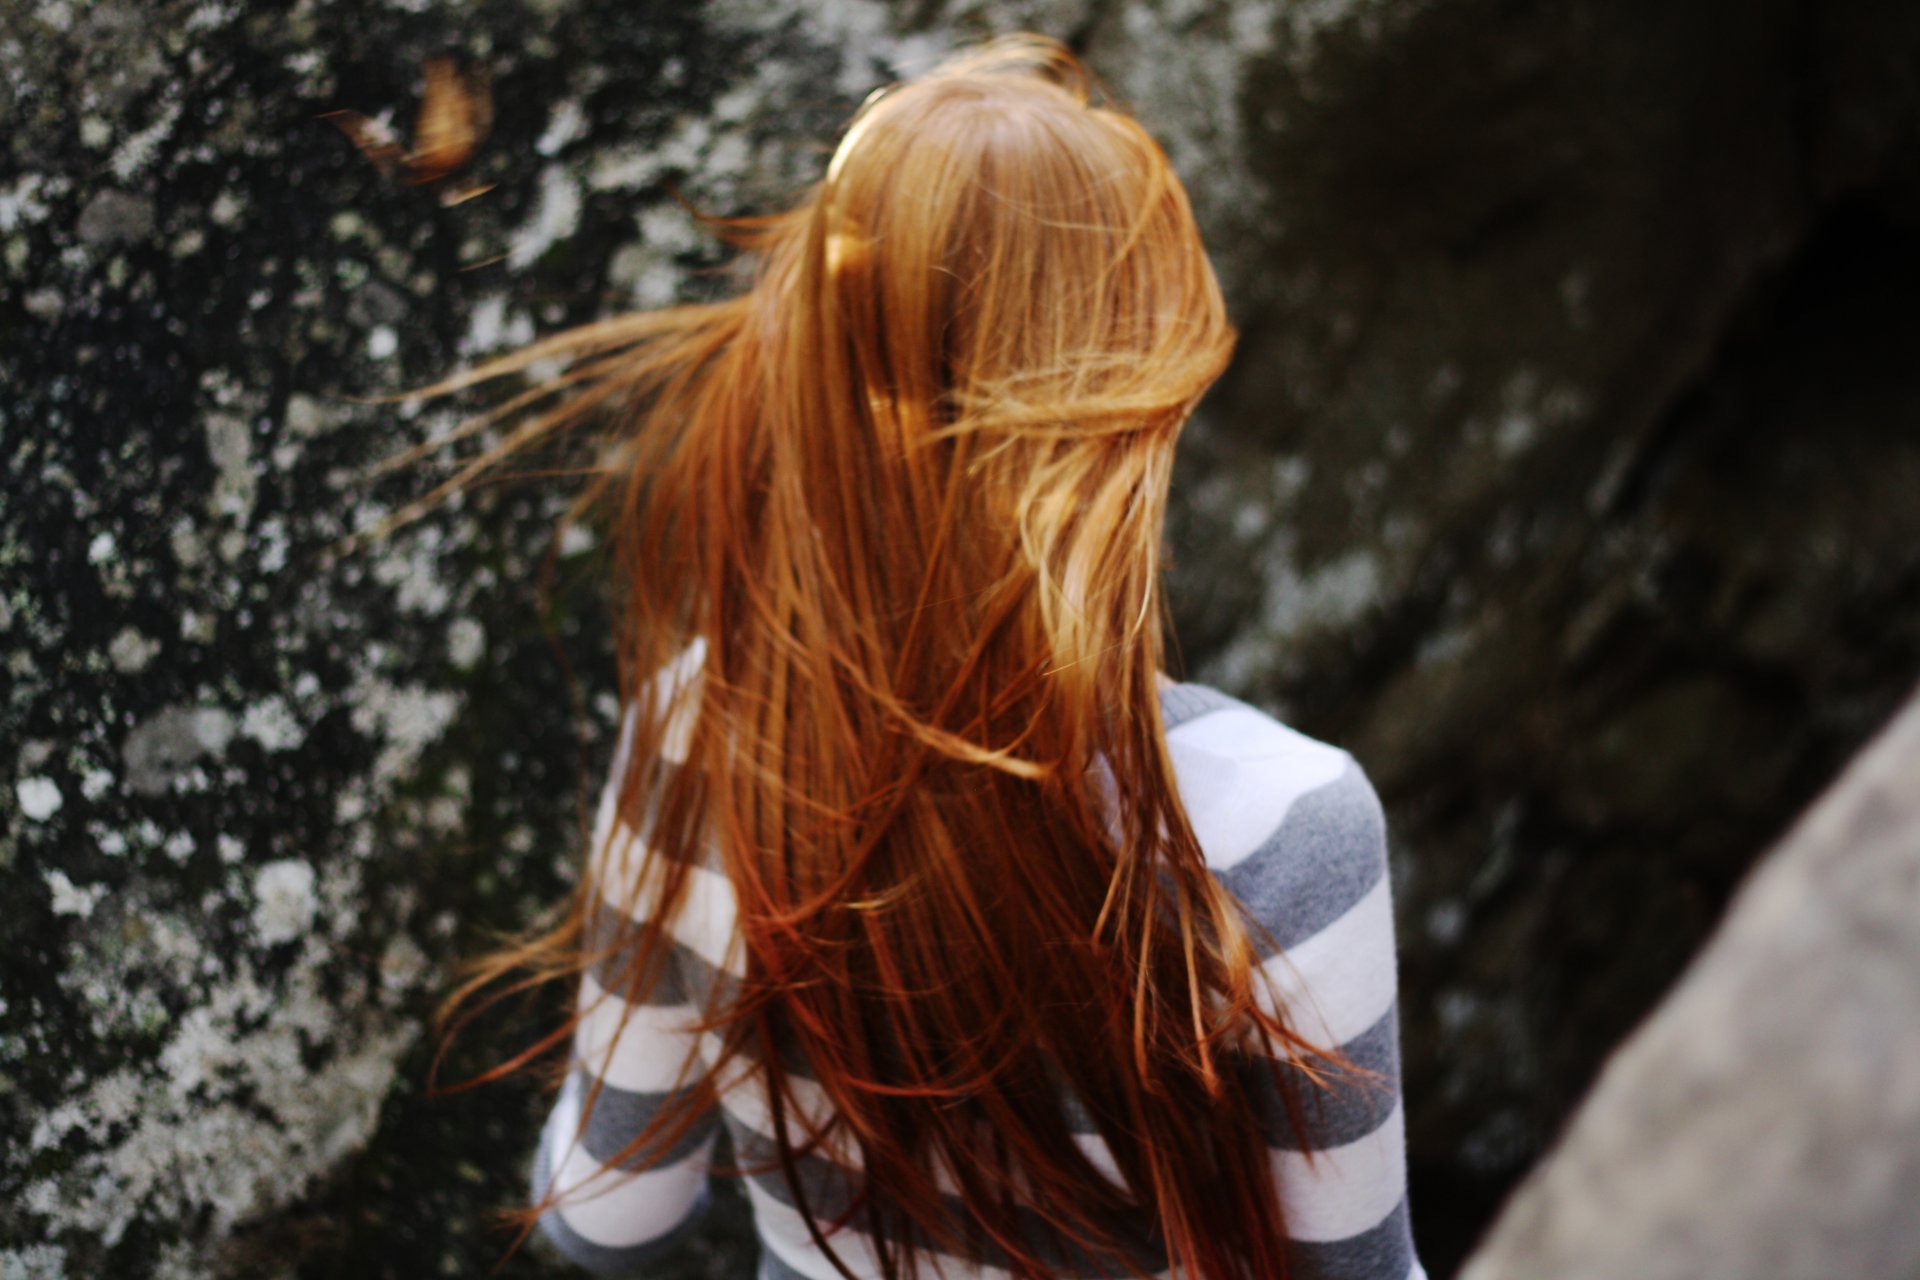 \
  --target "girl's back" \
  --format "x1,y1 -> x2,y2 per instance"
533,669 -> 1422,1280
